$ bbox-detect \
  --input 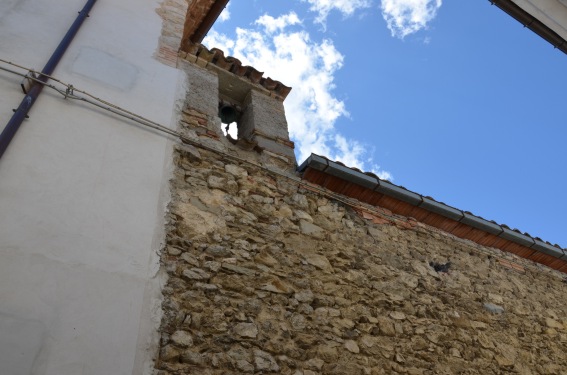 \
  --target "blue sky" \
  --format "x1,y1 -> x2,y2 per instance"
205,0 -> 567,248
